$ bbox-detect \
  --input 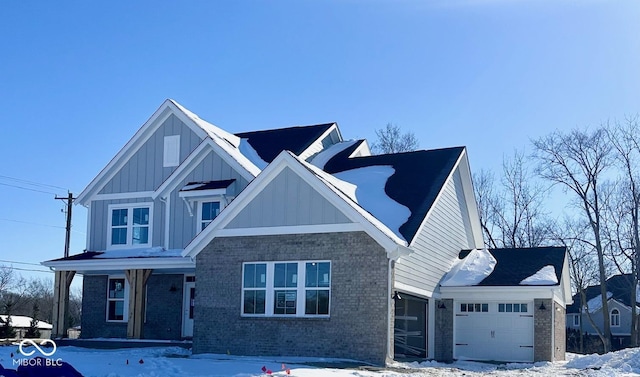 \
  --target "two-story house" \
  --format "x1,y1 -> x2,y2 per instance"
43,99 -> 571,365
